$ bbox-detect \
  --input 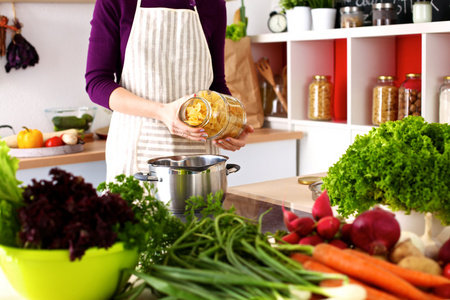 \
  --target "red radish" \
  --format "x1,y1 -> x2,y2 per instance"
282,231 -> 301,244
444,263 -> 450,279
316,216 -> 341,240
289,217 -> 315,236
282,199 -> 299,232
350,207 -> 400,256
328,239 -> 348,249
340,223 -> 353,245
299,235 -> 324,246
433,284 -> 450,298
438,239 -> 450,266
312,190 -> 333,221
